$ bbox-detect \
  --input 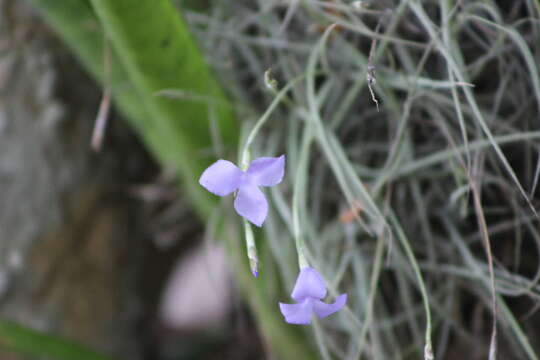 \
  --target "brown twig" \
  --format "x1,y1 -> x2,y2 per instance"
367,21 -> 381,112
469,158 -> 498,360
91,36 -> 112,152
